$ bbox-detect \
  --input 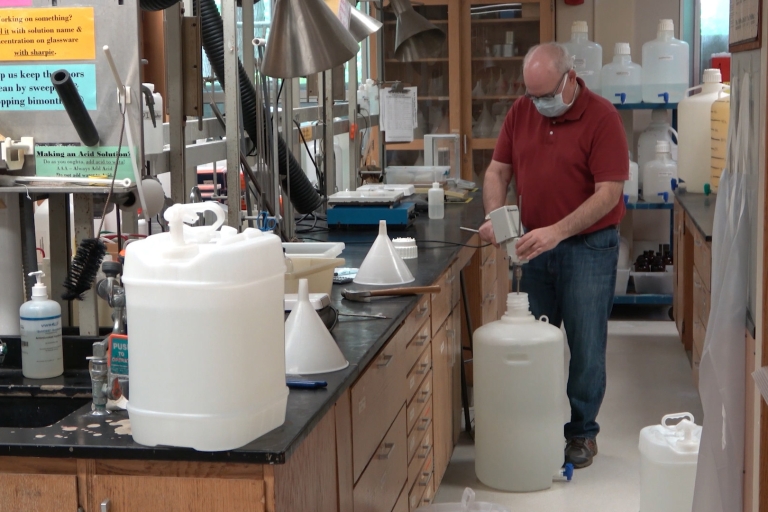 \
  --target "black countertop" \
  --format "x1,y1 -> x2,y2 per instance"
0,196 -> 488,464
675,191 -> 717,241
